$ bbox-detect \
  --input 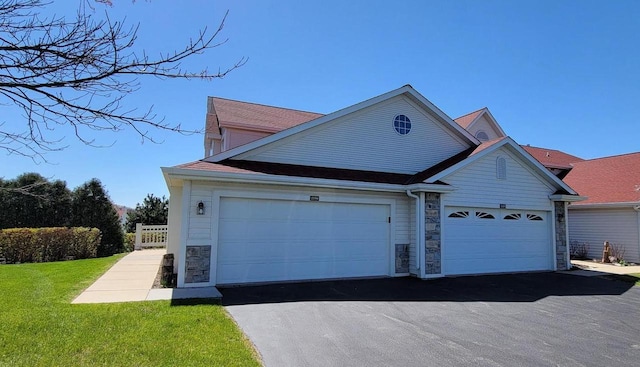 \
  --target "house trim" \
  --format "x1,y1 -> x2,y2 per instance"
162,167 -> 457,195
568,201 -> 640,209
176,181 -> 191,288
